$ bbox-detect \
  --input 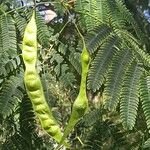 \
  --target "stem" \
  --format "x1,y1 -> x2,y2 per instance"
60,0 -> 87,50
76,136 -> 84,146
33,0 -> 36,10
59,20 -> 70,35
73,23 -> 86,49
